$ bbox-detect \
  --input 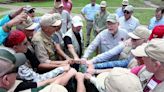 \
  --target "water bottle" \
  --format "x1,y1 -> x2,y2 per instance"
79,64 -> 87,73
